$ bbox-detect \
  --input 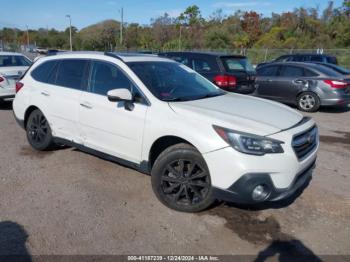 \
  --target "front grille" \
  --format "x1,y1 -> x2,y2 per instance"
292,126 -> 318,160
